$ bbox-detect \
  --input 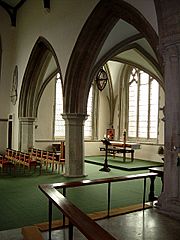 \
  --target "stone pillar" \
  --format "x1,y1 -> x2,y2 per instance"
157,42 -> 180,219
62,113 -> 87,177
19,117 -> 36,152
